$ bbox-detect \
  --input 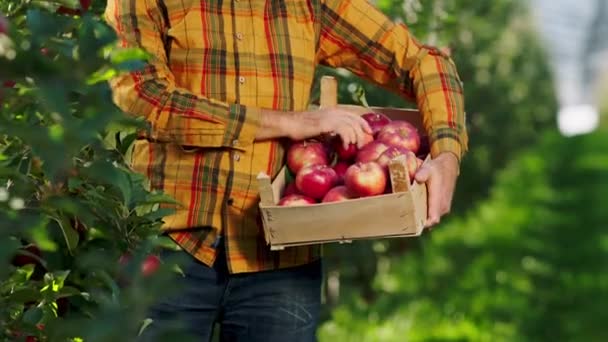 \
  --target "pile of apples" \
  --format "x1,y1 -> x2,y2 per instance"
278,112 -> 428,206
